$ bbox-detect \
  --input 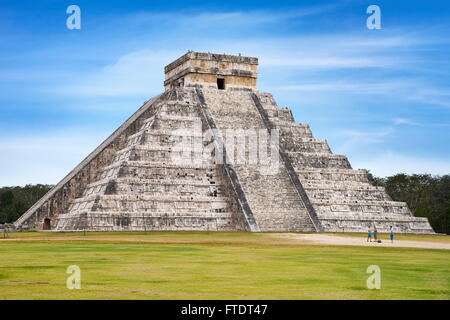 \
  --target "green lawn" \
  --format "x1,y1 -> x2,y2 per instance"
0,232 -> 449,299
